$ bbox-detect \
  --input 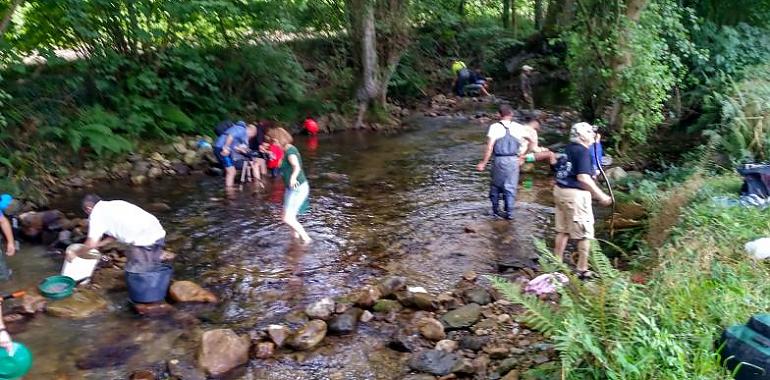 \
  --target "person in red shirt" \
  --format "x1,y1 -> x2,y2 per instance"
303,117 -> 319,135
261,137 -> 284,178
